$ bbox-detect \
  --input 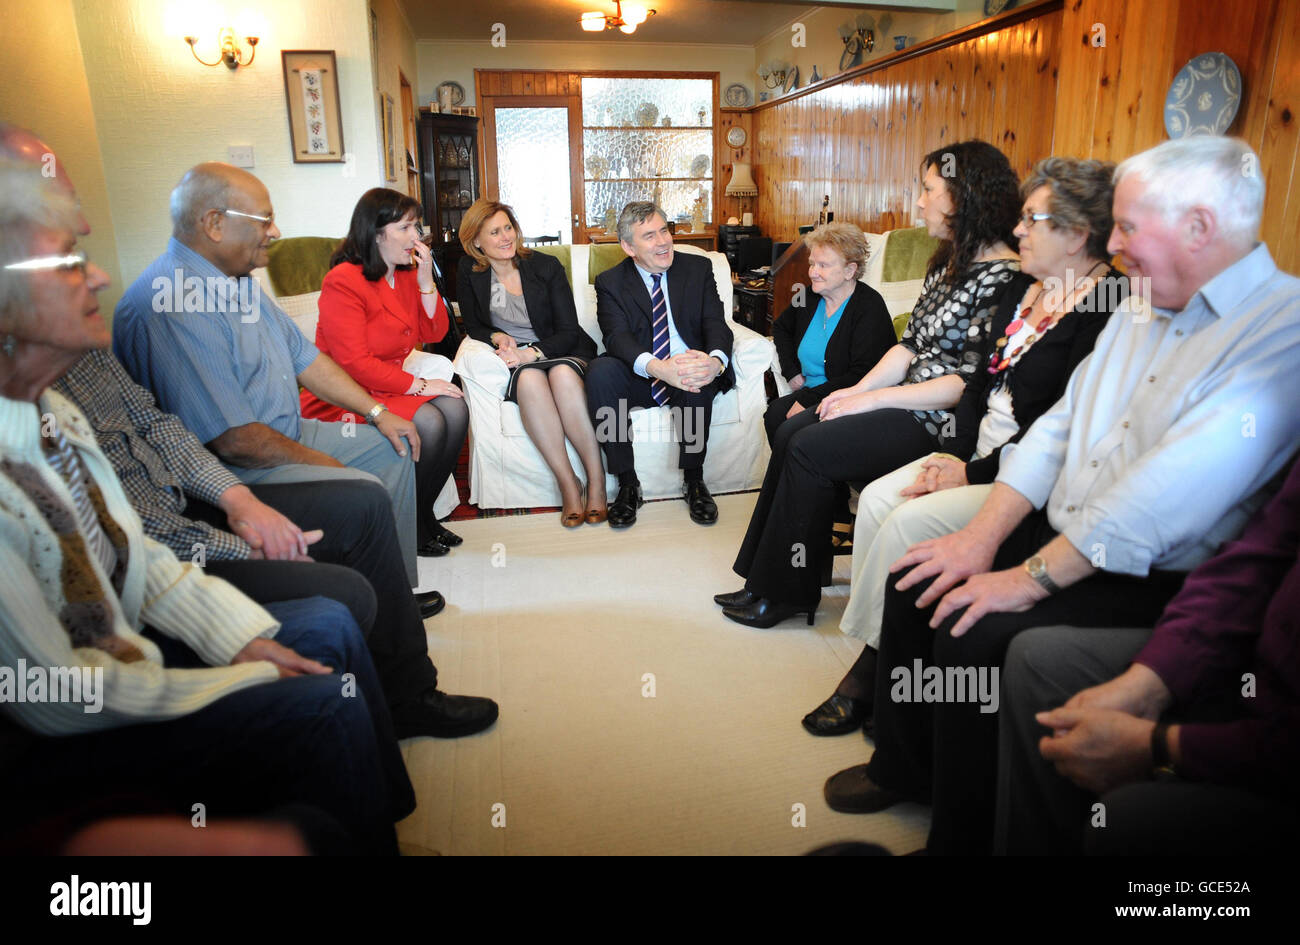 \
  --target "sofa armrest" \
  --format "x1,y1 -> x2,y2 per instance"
452,337 -> 510,395
729,323 -> 775,384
